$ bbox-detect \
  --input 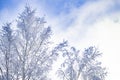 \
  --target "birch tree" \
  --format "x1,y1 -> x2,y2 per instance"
0,23 -> 15,80
0,6 -> 69,80
57,45 -> 107,80
13,6 -> 67,80
57,42 -> 81,80
81,47 -> 107,80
